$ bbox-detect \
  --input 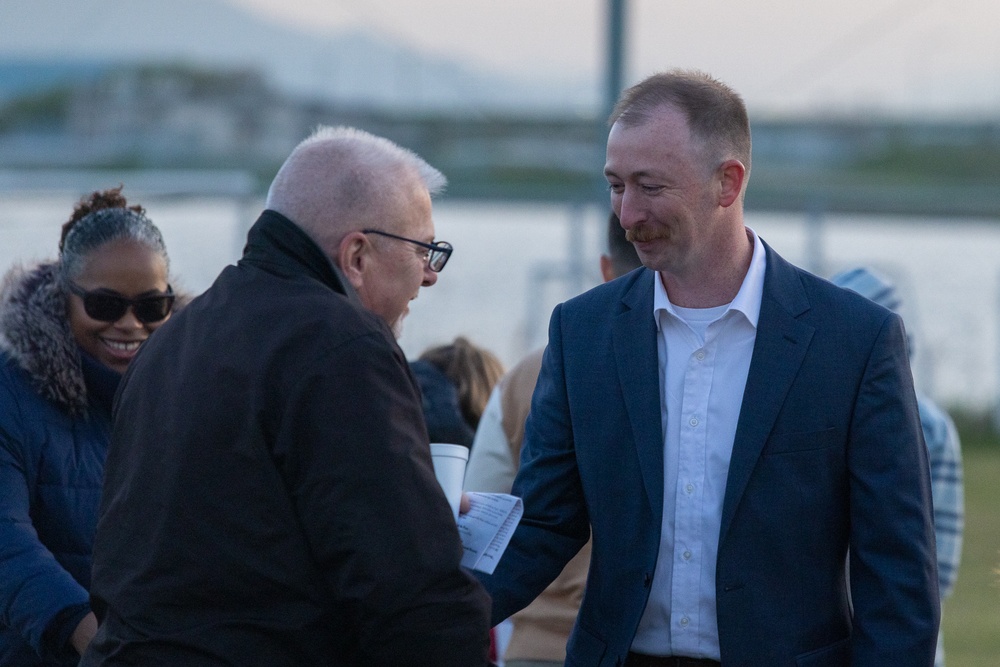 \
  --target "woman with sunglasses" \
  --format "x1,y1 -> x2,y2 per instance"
0,187 -> 176,666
